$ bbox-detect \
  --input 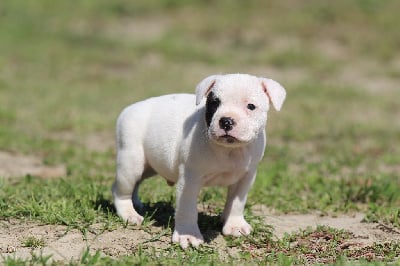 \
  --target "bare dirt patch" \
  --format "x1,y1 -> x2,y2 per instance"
0,151 -> 66,179
0,219 -> 169,262
253,206 -> 400,246
1,208 -> 399,263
